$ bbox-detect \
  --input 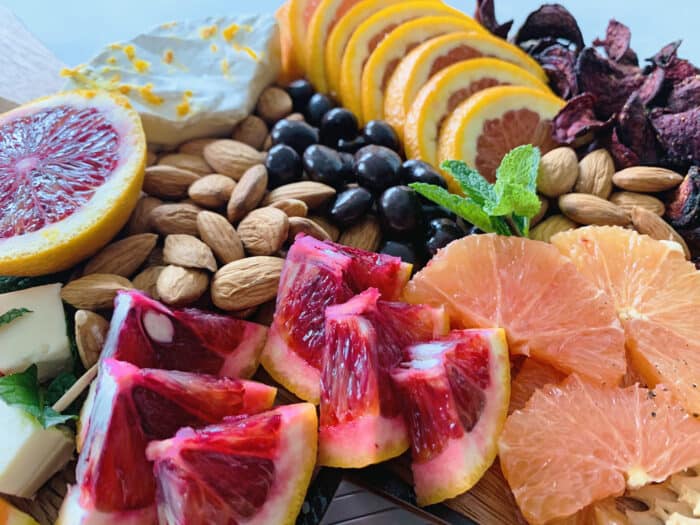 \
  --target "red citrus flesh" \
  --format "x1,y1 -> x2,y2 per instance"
102,290 -> 267,378
72,359 -> 276,517
261,235 -> 411,403
391,329 -> 510,505
319,288 -> 448,467
146,404 -> 318,525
